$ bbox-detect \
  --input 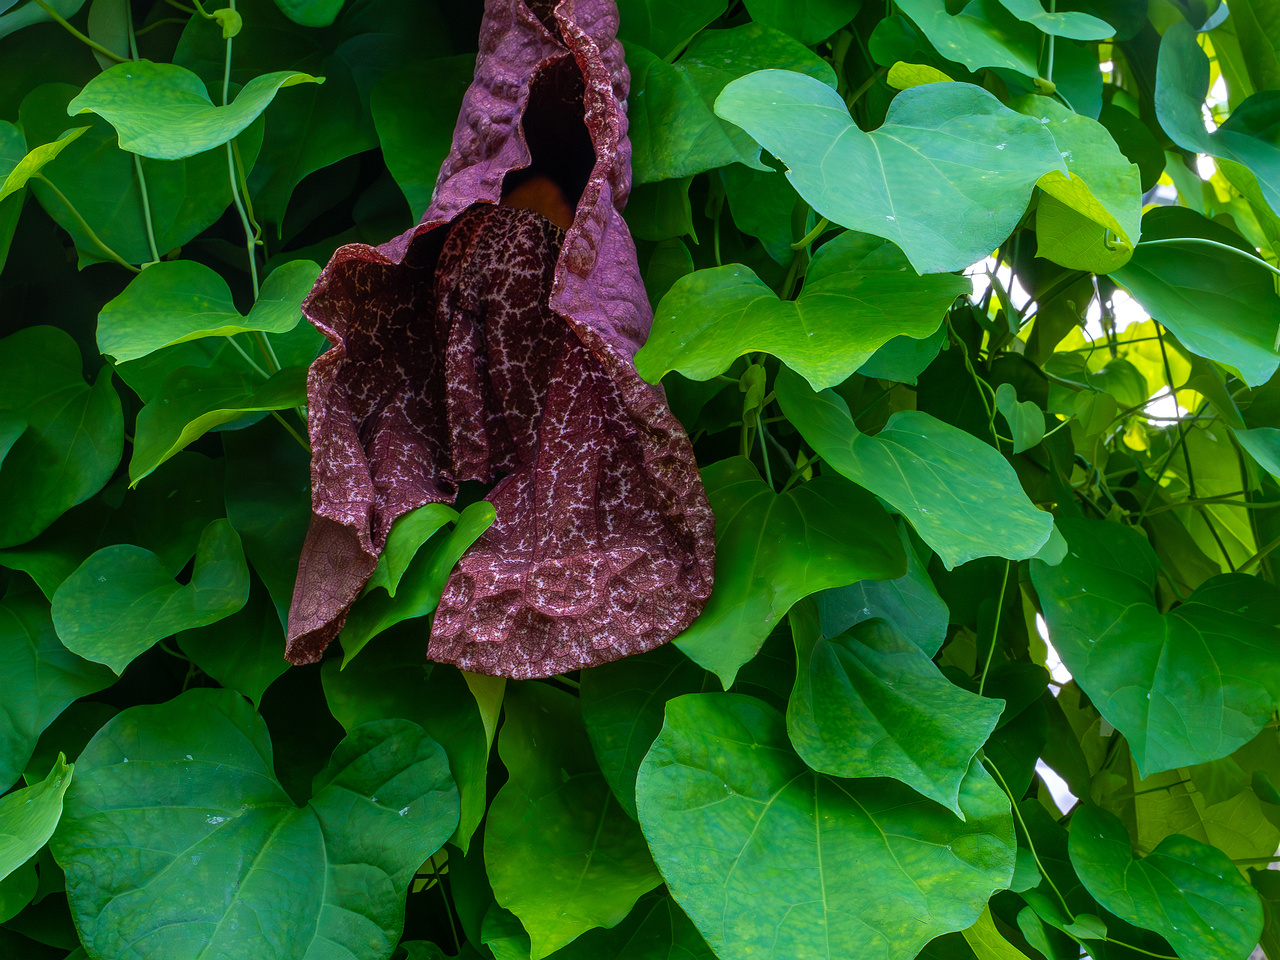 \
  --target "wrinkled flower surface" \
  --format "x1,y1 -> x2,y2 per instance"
286,0 -> 716,678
